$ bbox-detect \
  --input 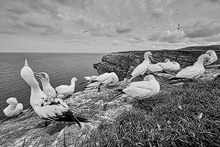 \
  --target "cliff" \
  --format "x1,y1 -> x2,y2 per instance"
1,45 -> 220,147
93,45 -> 220,80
